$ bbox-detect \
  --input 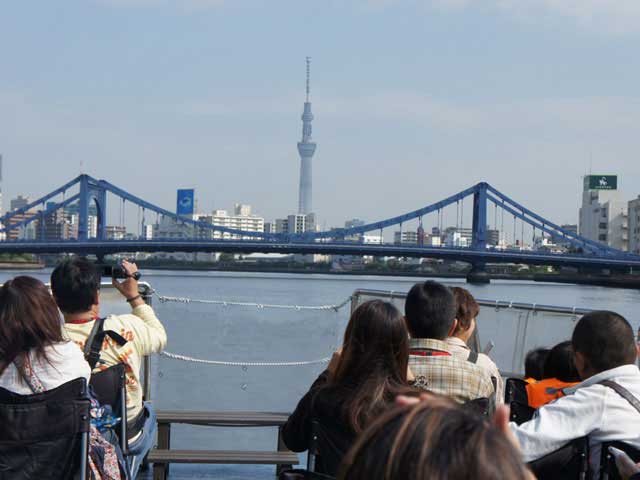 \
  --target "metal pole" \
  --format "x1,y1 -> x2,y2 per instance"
140,283 -> 153,401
